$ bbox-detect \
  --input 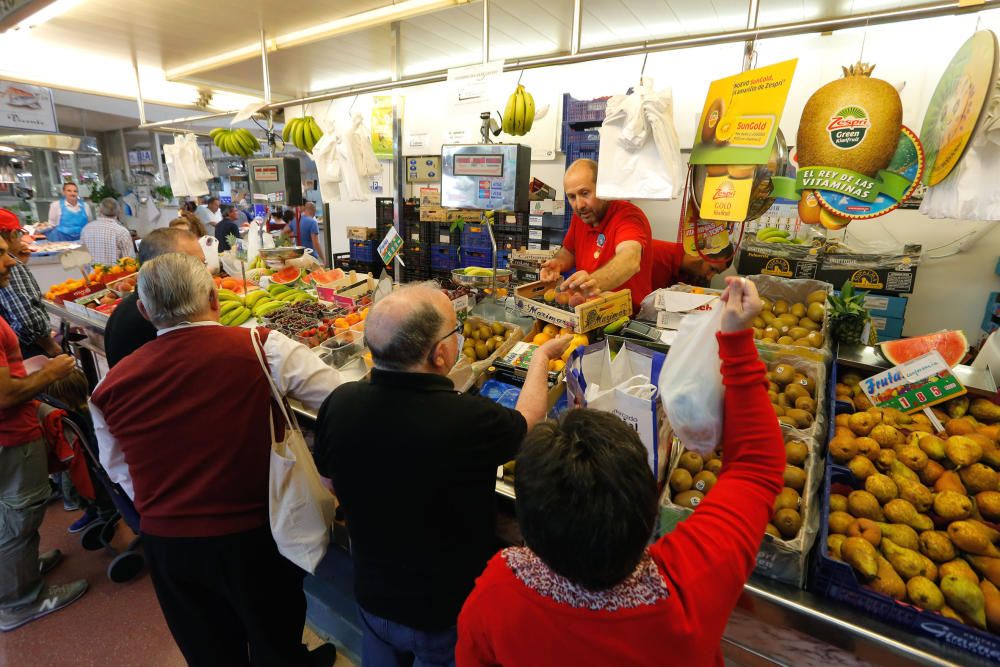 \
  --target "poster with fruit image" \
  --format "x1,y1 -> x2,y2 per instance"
920,31 -> 997,187
690,59 -> 797,166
